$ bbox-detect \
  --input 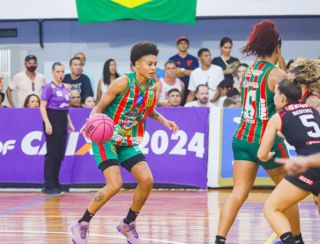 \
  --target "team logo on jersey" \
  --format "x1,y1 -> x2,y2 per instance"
252,69 -> 263,77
